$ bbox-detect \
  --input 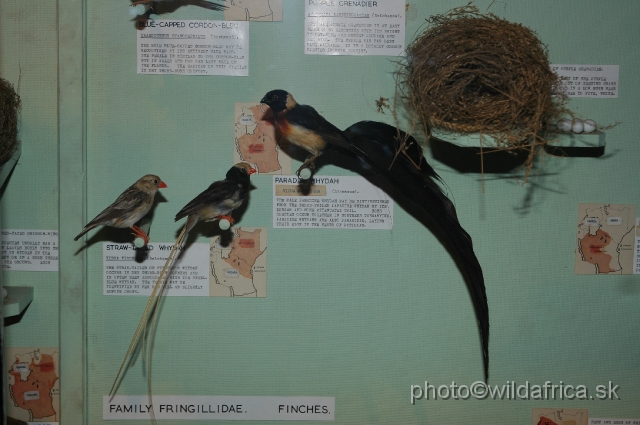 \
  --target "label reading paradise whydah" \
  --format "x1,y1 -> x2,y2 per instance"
103,243 -> 209,296
1,229 -> 59,271
305,0 -> 405,56
273,175 -> 393,229
137,20 -> 249,75
552,64 -> 619,98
